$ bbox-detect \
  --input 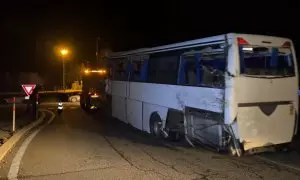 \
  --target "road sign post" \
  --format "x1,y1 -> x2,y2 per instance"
12,97 -> 16,134
21,84 -> 37,120
35,94 -> 39,120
